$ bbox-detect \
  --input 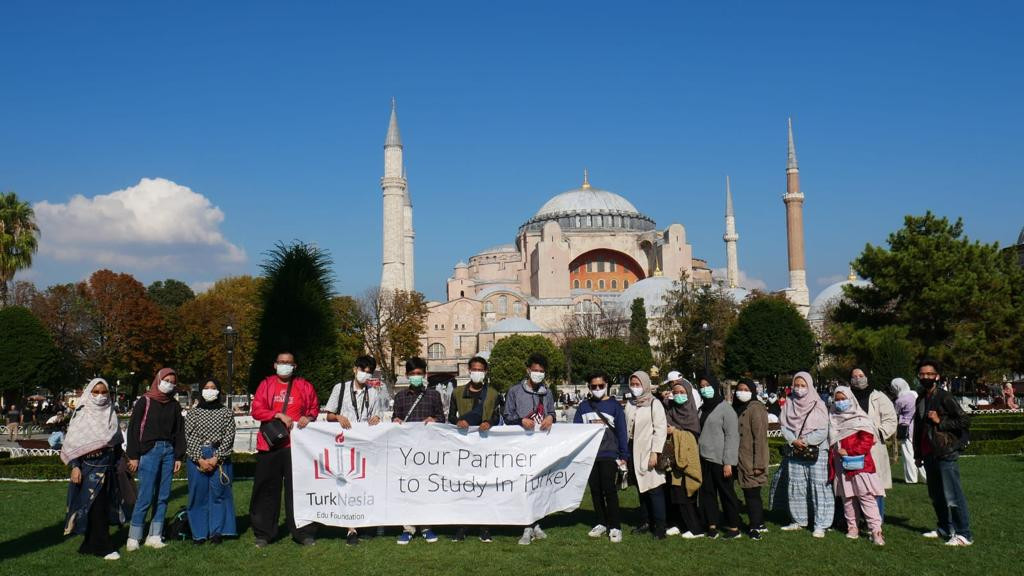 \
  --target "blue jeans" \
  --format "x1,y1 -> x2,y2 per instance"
186,445 -> 237,540
130,441 -> 175,540
924,456 -> 972,540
